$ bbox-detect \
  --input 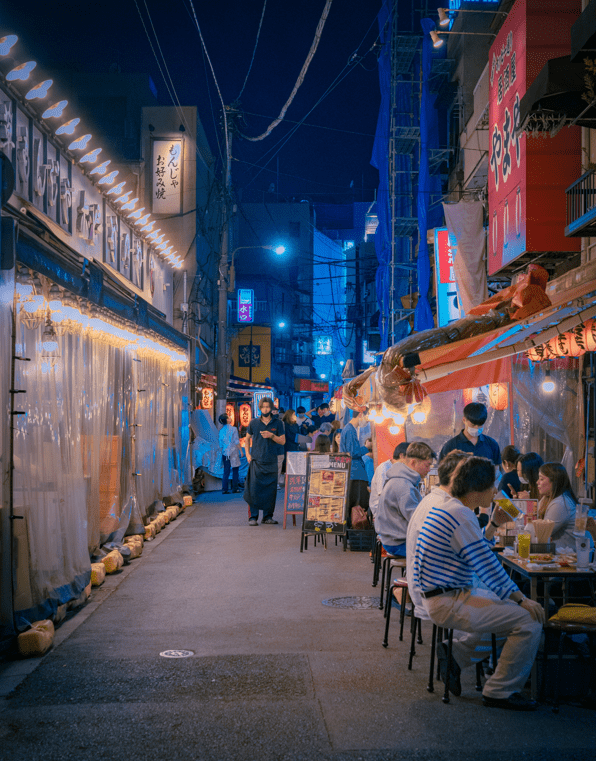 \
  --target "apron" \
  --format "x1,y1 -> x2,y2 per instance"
243,459 -> 278,512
